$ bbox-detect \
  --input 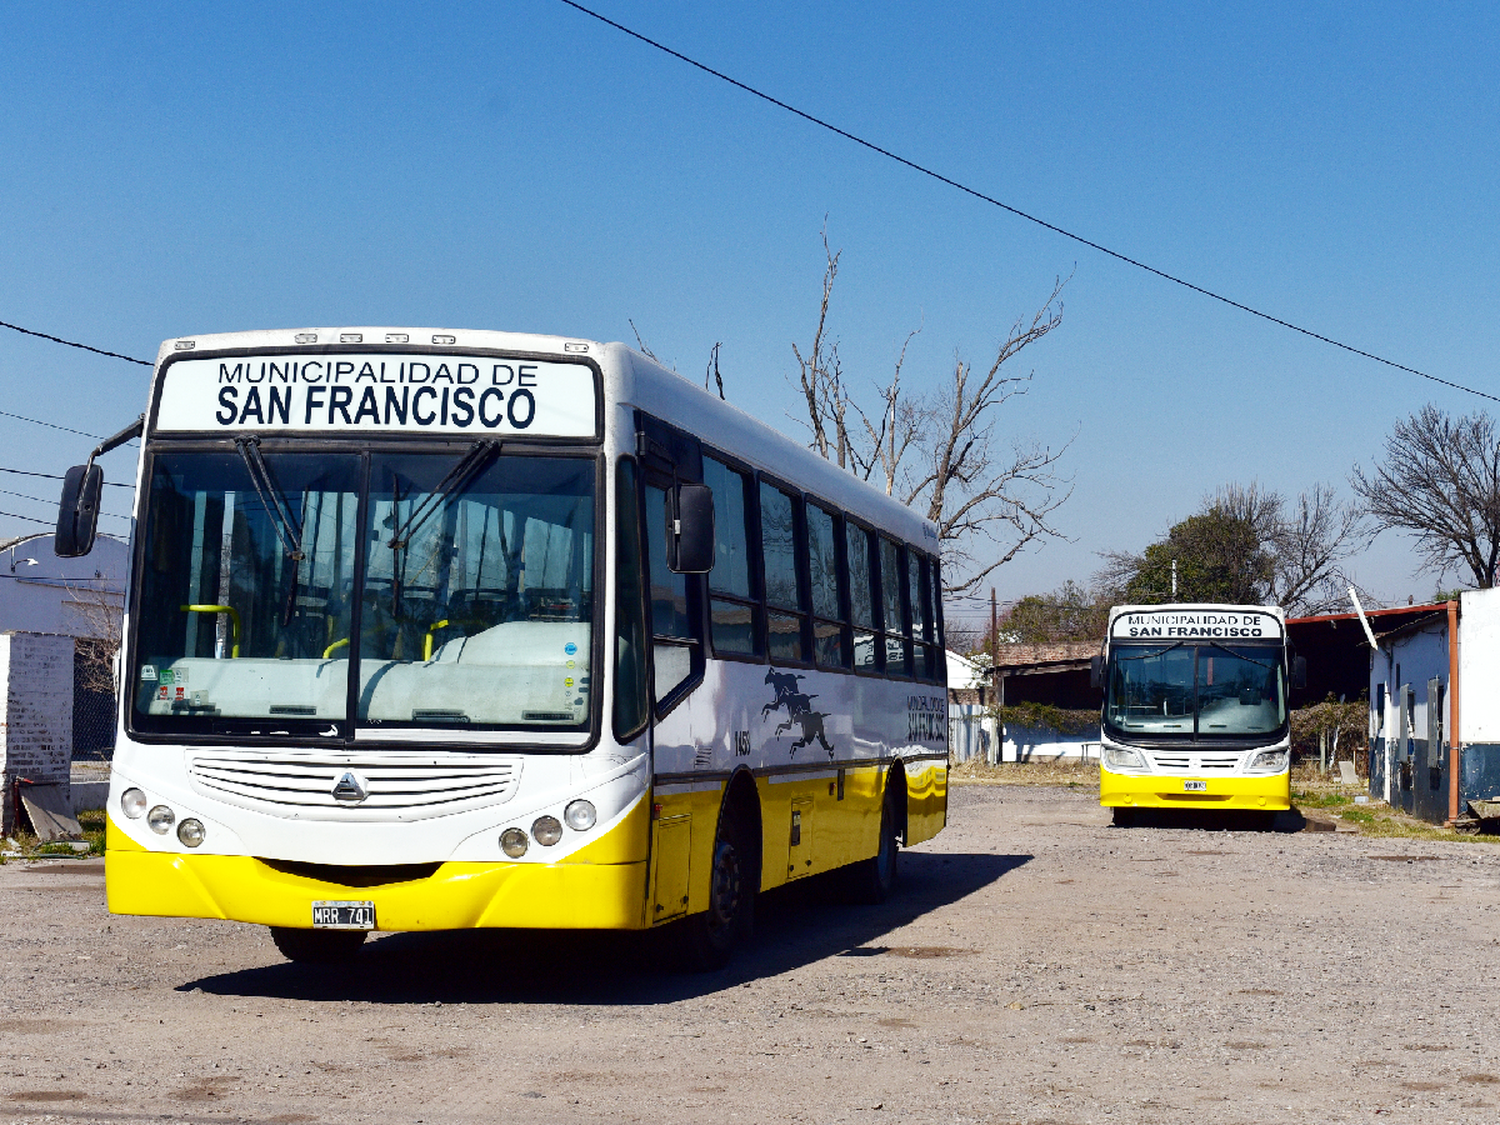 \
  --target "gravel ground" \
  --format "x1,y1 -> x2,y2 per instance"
4,782 -> 1500,1125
